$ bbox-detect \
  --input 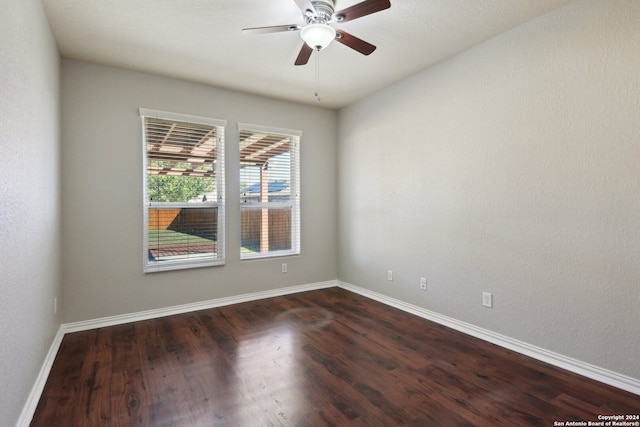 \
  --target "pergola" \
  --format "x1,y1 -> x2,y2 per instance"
239,129 -> 291,253
145,119 -> 218,177
145,117 -> 292,253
